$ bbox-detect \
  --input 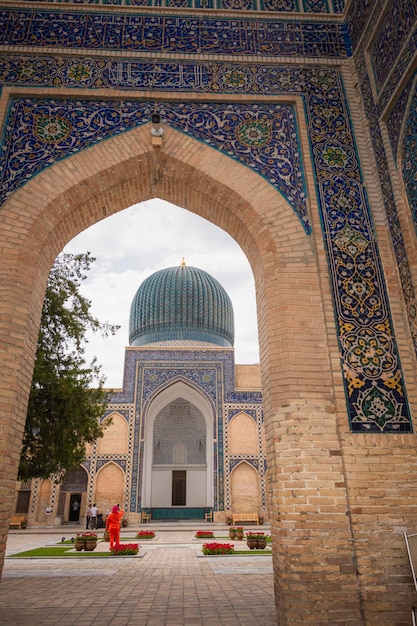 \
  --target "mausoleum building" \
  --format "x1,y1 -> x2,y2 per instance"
14,262 -> 267,526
